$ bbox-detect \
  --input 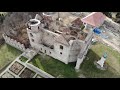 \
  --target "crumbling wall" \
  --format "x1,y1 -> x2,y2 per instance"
3,34 -> 26,51
75,31 -> 93,69
68,40 -> 83,62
